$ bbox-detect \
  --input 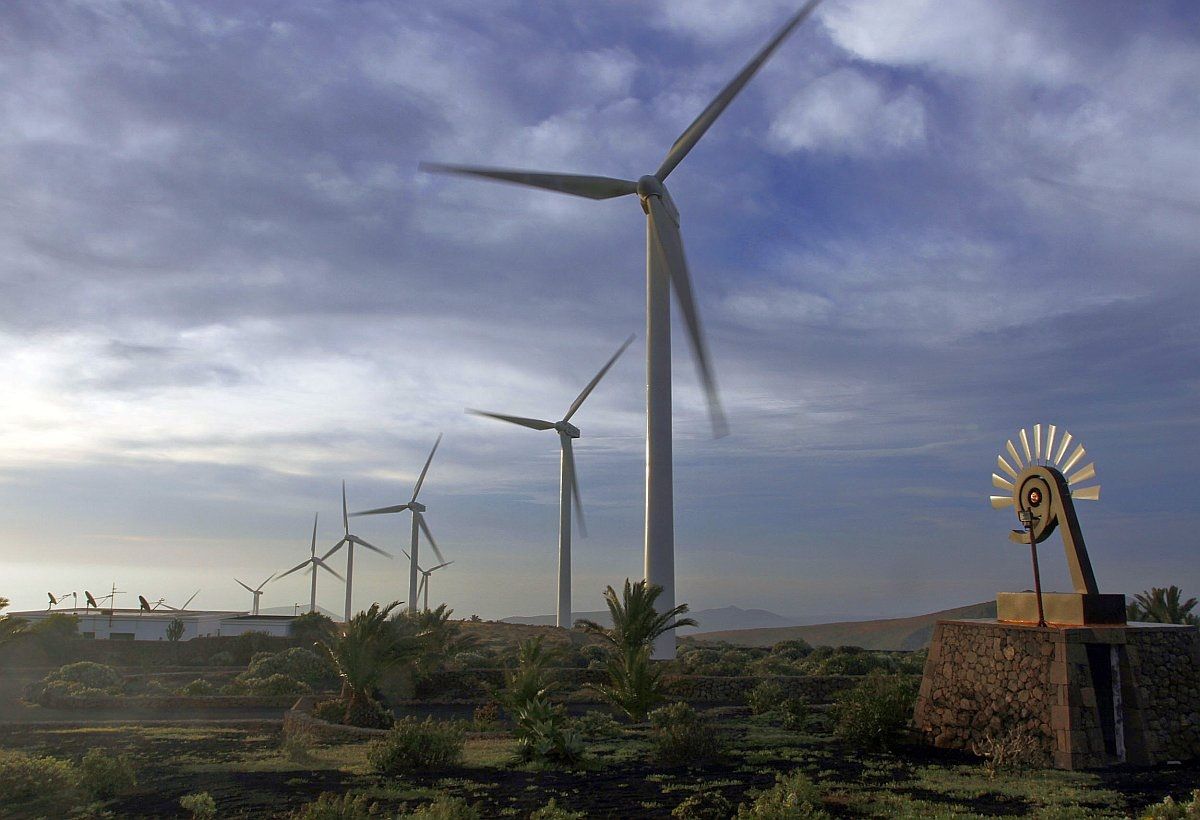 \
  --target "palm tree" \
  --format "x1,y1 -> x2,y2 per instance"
575,579 -> 697,654
1128,586 -> 1199,625
0,597 -> 28,648
317,600 -> 419,725
503,636 -> 557,709
576,579 -> 696,722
